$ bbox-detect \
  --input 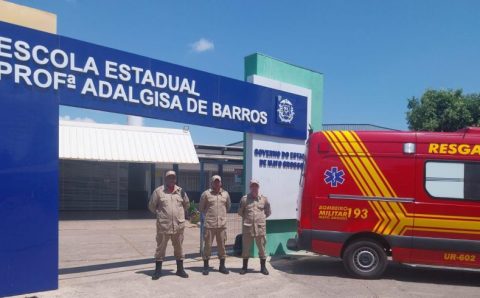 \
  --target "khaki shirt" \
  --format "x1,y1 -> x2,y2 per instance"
199,188 -> 231,229
238,194 -> 271,236
148,185 -> 190,234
